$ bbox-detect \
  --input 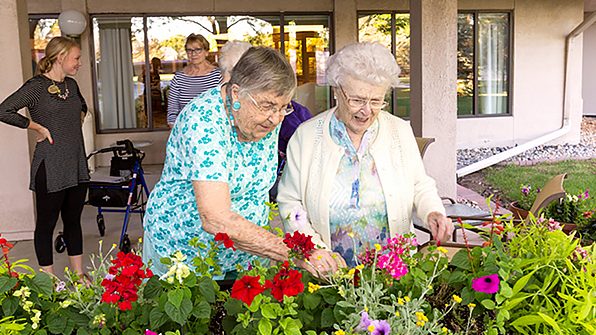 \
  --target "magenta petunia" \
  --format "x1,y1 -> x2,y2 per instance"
471,274 -> 500,294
